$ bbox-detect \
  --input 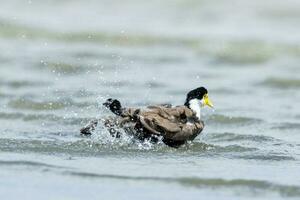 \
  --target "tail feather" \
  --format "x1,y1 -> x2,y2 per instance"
103,98 -> 122,116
